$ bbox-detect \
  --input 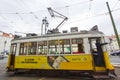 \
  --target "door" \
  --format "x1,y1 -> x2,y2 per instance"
89,38 -> 105,67
9,44 -> 16,67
